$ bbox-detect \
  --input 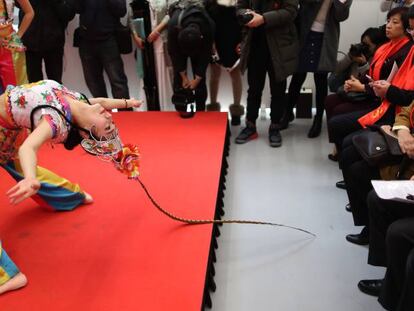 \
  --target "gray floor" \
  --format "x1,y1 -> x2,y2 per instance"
211,113 -> 385,311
